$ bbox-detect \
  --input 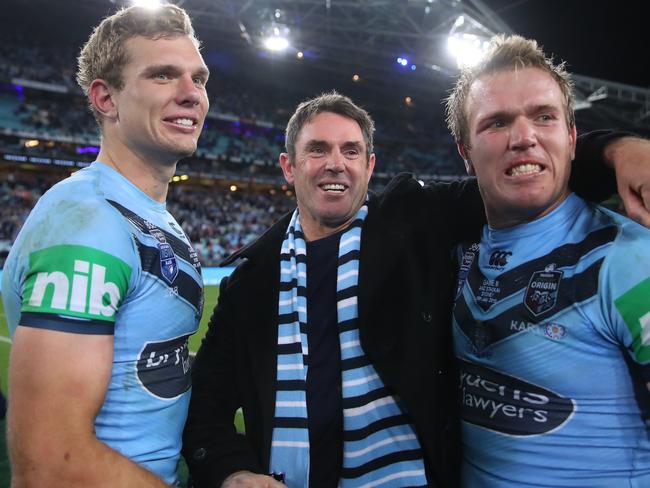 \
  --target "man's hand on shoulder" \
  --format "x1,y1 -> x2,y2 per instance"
606,136 -> 650,227
222,471 -> 287,488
